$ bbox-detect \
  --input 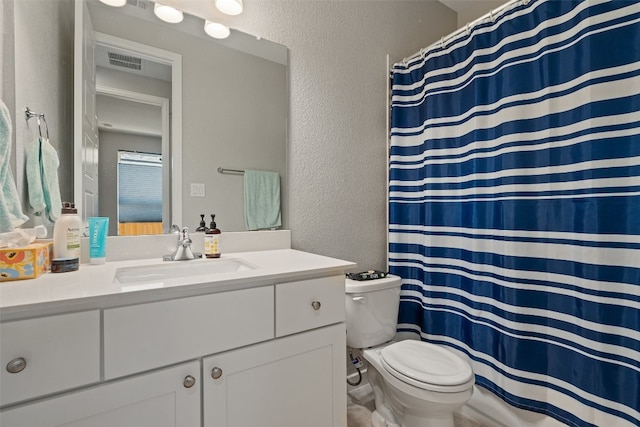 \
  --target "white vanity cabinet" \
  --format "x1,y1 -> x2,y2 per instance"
0,272 -> 348,427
